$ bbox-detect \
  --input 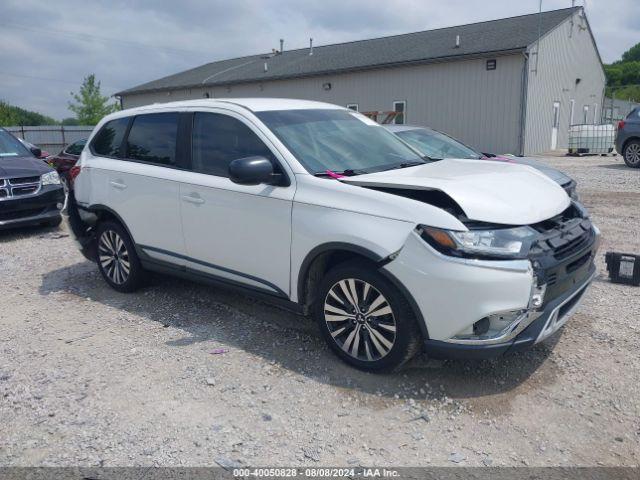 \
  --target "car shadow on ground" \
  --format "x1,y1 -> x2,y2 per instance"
39,260 -> 558,403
